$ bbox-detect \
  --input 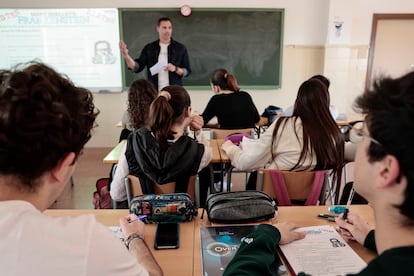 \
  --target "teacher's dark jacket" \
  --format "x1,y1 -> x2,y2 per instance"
125,128 -> 203,194
132,38 -> 191,90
